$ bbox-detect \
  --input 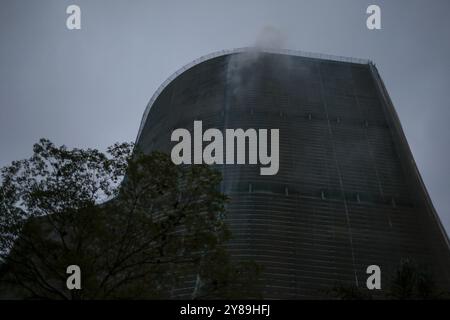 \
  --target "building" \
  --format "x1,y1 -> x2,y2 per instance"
135,48 -> 450,298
